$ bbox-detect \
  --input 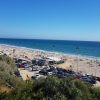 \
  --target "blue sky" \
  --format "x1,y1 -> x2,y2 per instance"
0,0 -> 100,41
